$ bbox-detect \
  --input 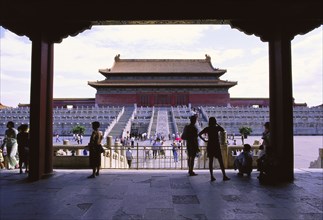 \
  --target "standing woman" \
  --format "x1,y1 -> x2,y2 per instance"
181,115 -> 199,176
17,124 -> 30,173
88,121 -> 103,178
198,117 -> 230,181
3,121 -> 19,169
